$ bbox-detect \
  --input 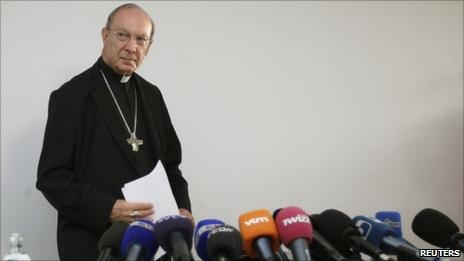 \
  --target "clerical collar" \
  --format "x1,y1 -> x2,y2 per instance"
120,75 -> 131,83
99,57 -> 133,84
